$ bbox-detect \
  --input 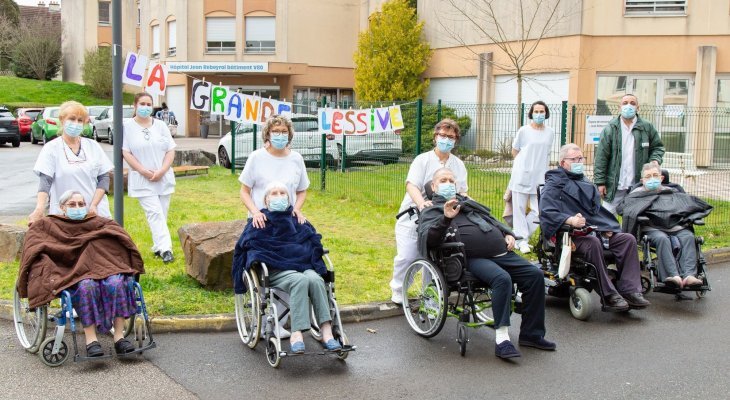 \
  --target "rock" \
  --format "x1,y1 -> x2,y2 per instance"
178,220 -> 246,289
0,224 -> 28,262
174,149 -> 216,167
107,168 -> 128,195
